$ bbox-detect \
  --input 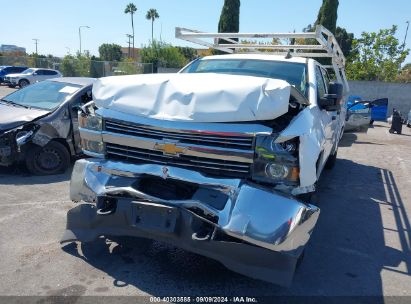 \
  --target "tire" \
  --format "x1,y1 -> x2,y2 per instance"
325,149 -> 337,170
407,123 -> 411,128
18,79 -> 29,88
389,129 -> 394,134
26,141 -> 70,175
